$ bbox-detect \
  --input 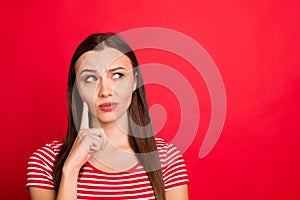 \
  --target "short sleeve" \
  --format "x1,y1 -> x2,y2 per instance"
158,139 -> 189,191
26,141 -> 61,190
